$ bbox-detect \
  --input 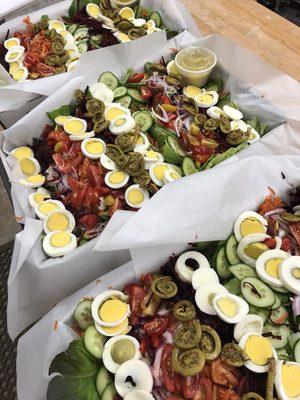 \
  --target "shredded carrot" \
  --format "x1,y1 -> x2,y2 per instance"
258,189 -> 284,215
53,320 -> 59,331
